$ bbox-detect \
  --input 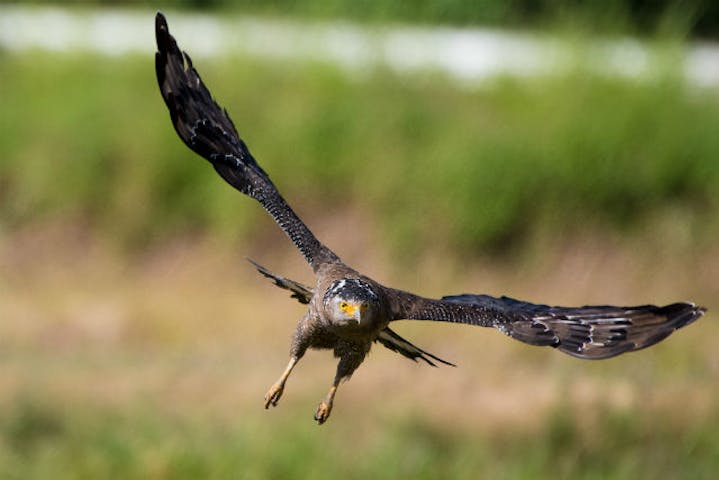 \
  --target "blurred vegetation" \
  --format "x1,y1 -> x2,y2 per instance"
1,398 -> 716,479
2,49 -> 718,258
12,0 -> 719,38
1,10 -> 717,477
